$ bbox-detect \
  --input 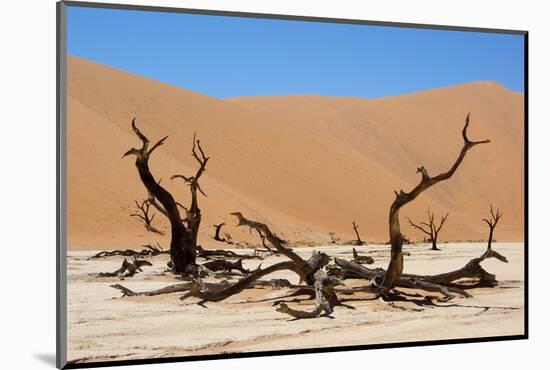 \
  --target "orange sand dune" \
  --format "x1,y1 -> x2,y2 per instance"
67,55 -> 524,250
